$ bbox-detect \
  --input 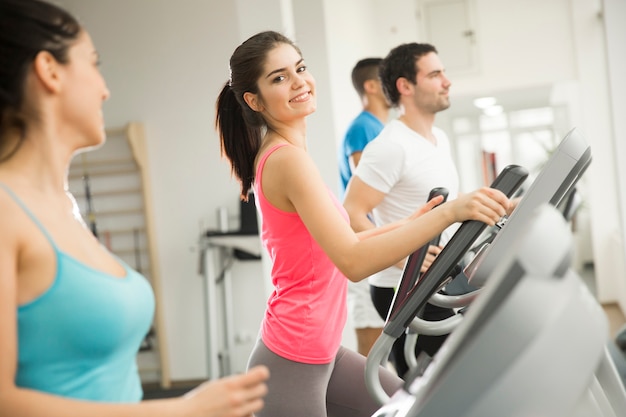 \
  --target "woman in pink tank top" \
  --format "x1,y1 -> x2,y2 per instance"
215,31 -> 510,417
